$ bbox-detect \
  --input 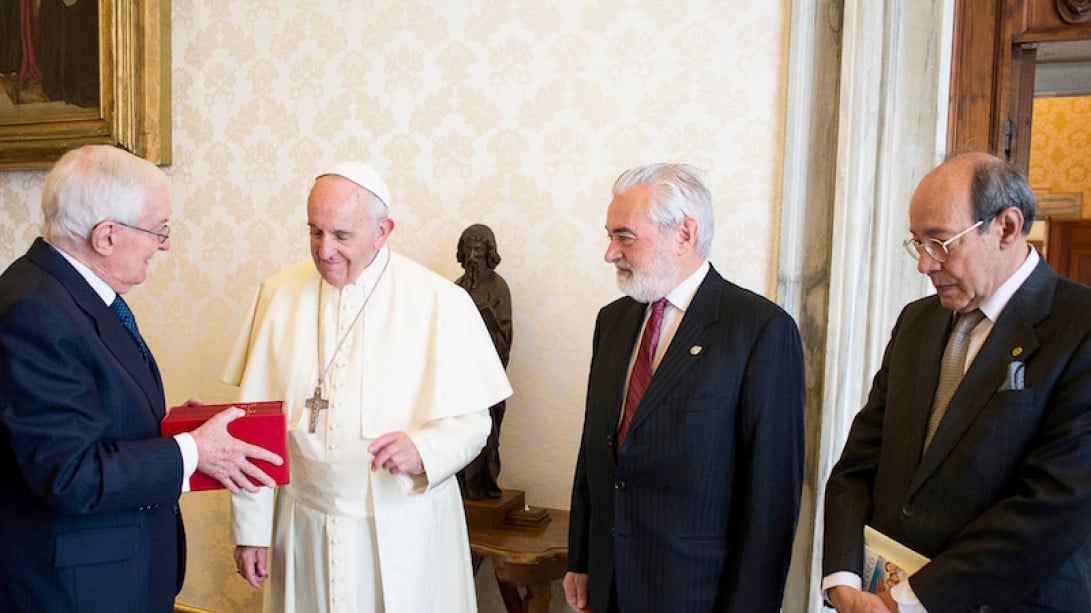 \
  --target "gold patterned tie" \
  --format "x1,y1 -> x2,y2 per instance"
923,309 -> 985,452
